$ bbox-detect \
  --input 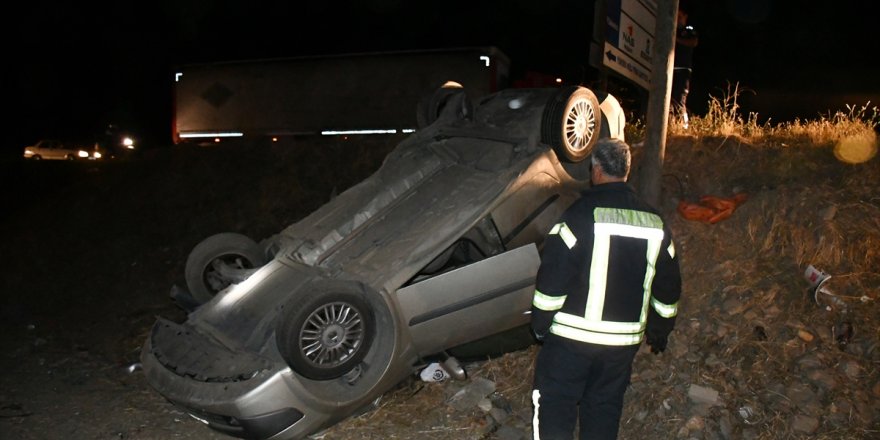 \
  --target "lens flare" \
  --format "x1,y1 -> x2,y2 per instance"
833,131 -> 878,164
